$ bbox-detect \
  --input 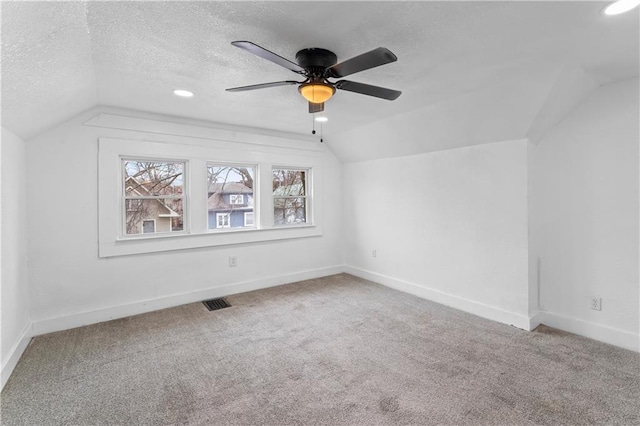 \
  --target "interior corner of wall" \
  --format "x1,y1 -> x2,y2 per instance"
528,311 -> 545,331
1,321 -> 33,391
525,63 -> 597,146
527,133 -> 544,146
